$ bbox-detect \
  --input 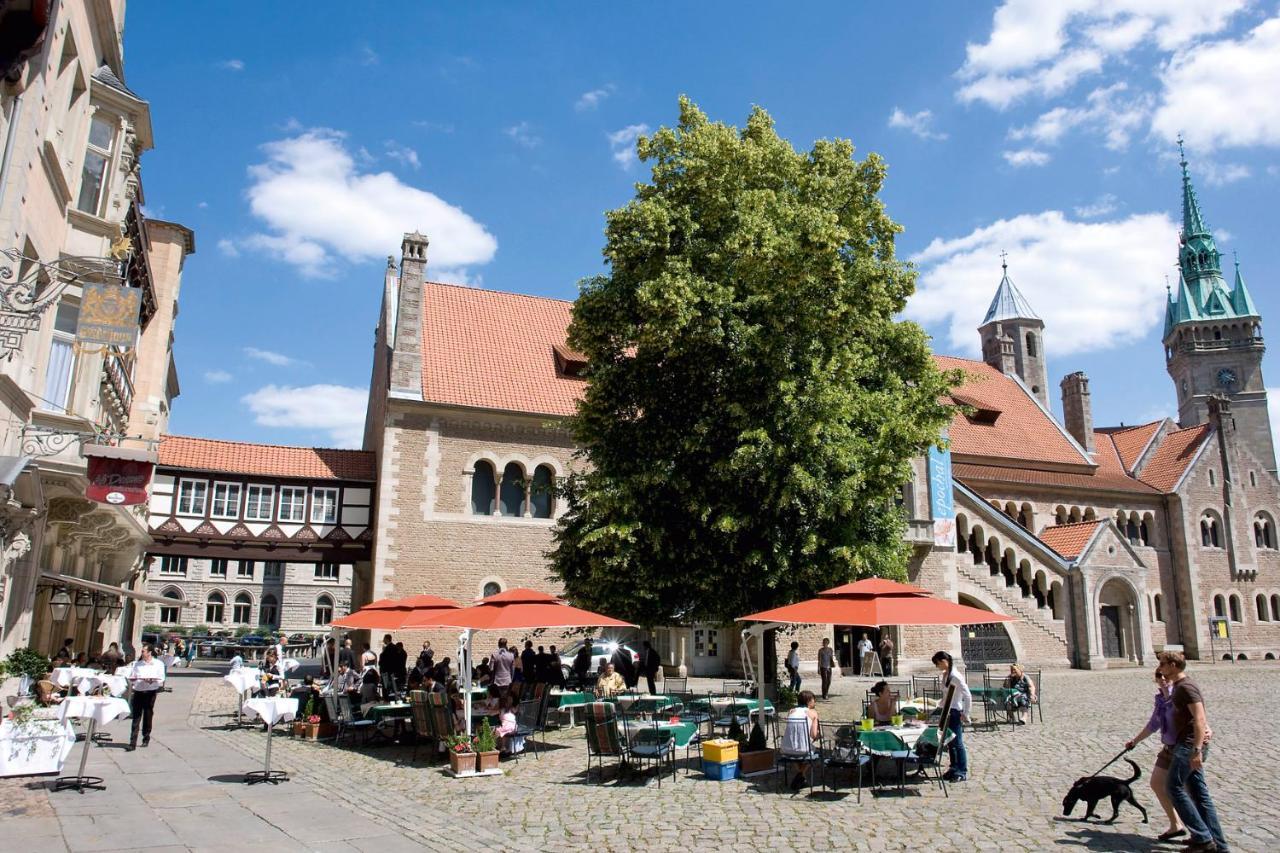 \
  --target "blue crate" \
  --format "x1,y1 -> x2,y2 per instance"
702,759 -> 738,781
